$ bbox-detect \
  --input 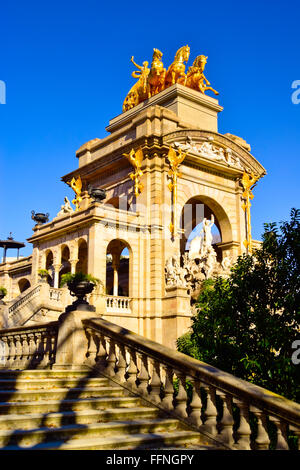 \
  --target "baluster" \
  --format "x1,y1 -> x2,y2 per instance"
28,333 -> 37,367
84,328 -> 97,366
40,333 -> 50,368
20,334 -> 29,368
174,372 -> 188,419
149,359 -> 162,404
105,338 -> 117,377
136,353 -> 150,396
217,391 -> 235,446
188,378 -> 203,428
7,336 -> 15,368
49,333 -> 56,366
270,417 -> 289,450
234,399 -> 252,450
14,335 -> 22,369
115,343 -> 127,383
95,333 -> 107,370
291,428 -> 300,450
162,366 -> 175,411
0,337 -> 8,368
126,347 -> 138,389
201,383 -> 218,436
251,407 -> 270,450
